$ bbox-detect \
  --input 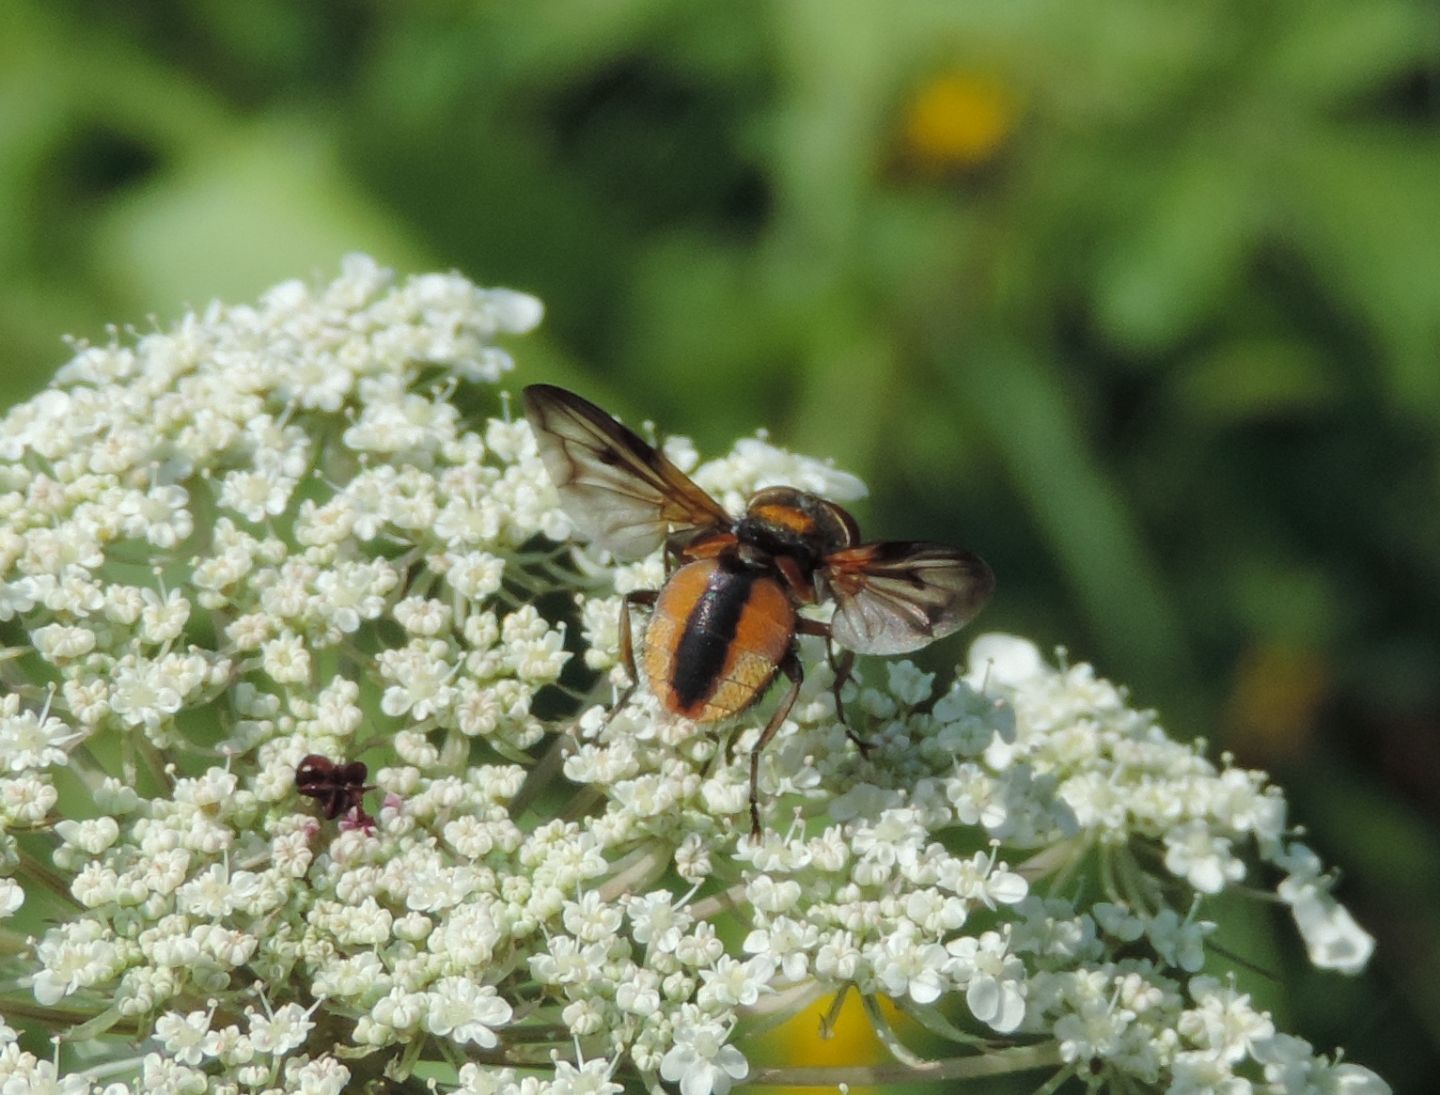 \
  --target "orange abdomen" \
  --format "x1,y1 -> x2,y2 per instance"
643,558 -> 795,722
